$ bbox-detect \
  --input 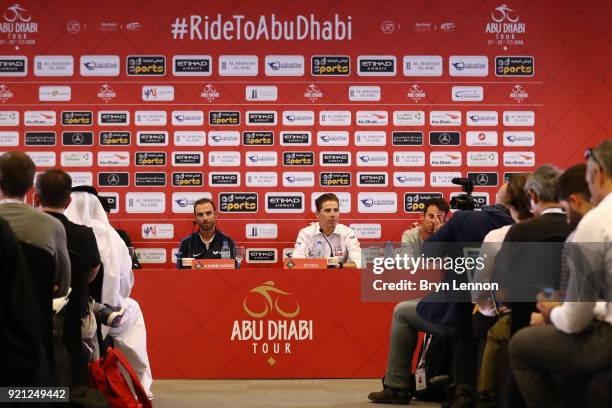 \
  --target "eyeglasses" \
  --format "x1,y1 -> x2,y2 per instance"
585,148 -> 602,168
